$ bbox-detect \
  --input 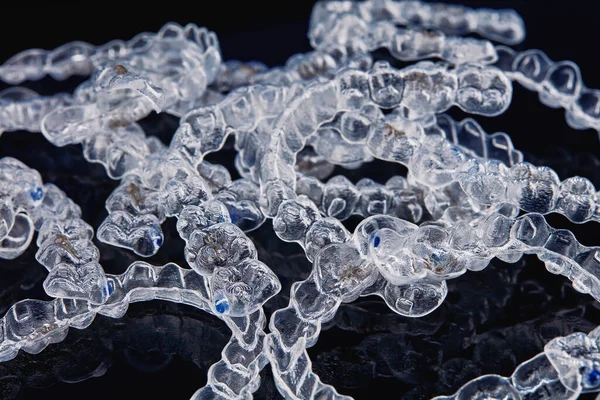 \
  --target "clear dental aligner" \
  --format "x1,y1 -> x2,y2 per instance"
175,199 -> 281,399
310,16 -> 498,66
0,22 -> 221,95
267,115 -> 589,315
213,71 -> 510,396
1,2 -> 600,400
296,114 -> 523,223
173,59 -> 513,197
249,8 -> 599,400
251,60 -> 513,221
309,1 -> 600,137
96,147 -> 265,257
433,325 -> 600,399
94,47 -> 378,257
86,86 -> 282,399
96,149 -> 281,398
0,305 -> 230,391
166,42 -> 600,398
245,63 -> 600,398
326,109 -> 522,170
308,0 -> 526,46
278,113 -> 522,225
264,202 -> 600,398
0,156 -> 281,398
294,114 -> 522,223
0,261 -> 279,399
0,87 -> 73,137
0,148 -> 280,398
494,46 -> 600,134
40,70 -> 167,179
166,64 -> 568,260
0,157 -> 44,259
431,114 -> 524,168
216,49 -> 372,91
0,22 -> 222,182
99,178 -> 272,400
0,157 -> 113,304
242,62 -> 598,229
0,23 -> 221,142
295,112 -> 522,222
0,158 -> 82,258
